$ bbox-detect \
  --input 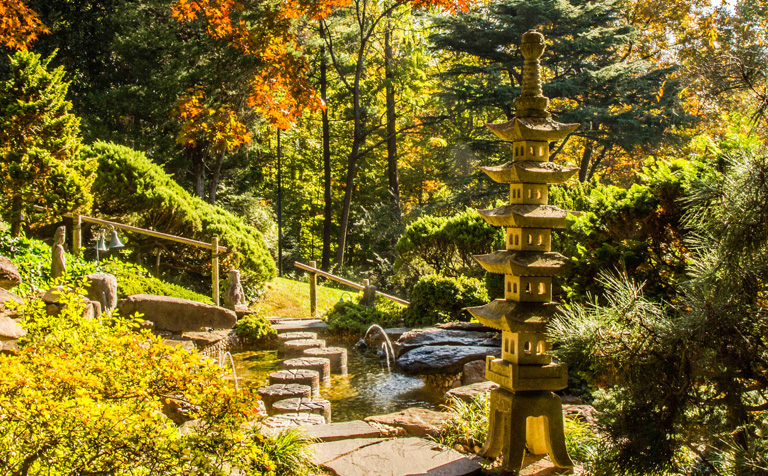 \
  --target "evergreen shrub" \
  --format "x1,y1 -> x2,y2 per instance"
84,141 -> 276,287
395,209 -> 503,282
402,274 -> 488,327
234,313 -> 277,346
